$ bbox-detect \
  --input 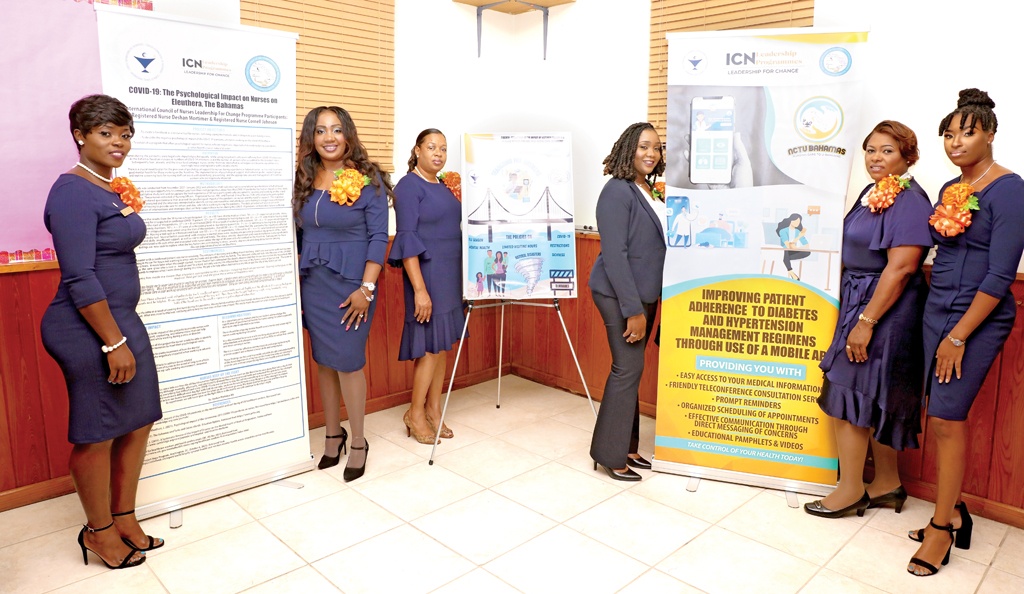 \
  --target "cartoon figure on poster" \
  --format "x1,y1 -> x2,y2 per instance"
462,133 -> 577,300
